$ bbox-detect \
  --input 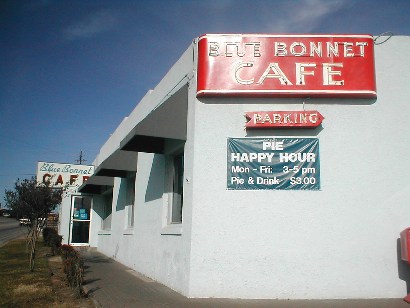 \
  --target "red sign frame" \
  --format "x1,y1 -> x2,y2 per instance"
245,111 -> 324,129
197,34 -> 376,98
